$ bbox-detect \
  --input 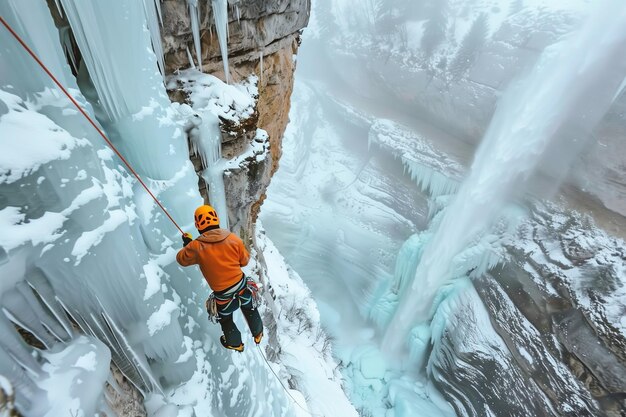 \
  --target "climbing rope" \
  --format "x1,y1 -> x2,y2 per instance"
255,344 -> 324,417
0,15 -> 184,235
